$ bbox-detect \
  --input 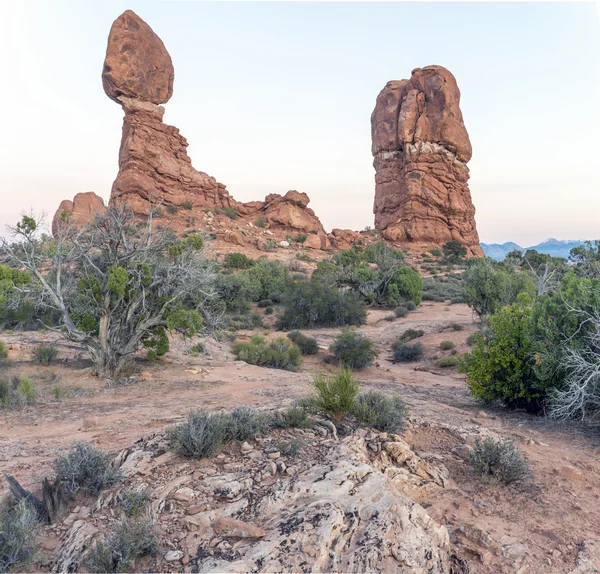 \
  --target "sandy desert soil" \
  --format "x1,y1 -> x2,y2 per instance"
1,302 -> 599,572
